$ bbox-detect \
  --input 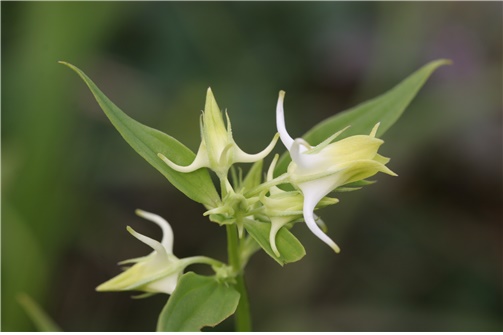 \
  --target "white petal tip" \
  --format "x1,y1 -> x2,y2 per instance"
317,233 -> 341,253
135,209 -> 147,217
332,244 -> 341,254
269,223 -> 283,258
304,208 -> 341,254
158,153 -> 176,168
158,152 -> 202,173
270,236 -> 281,258
126,225 -> 136,236
276,90 -> 294,150
234,132 -> 280,164
319,232 -> 341,253
135,209 -> 160,222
